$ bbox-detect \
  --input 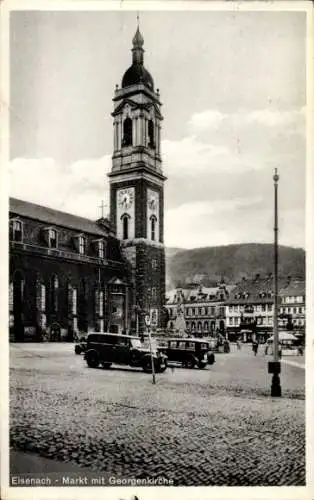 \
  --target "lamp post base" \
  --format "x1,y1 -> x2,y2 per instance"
271,373 -> 282,397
